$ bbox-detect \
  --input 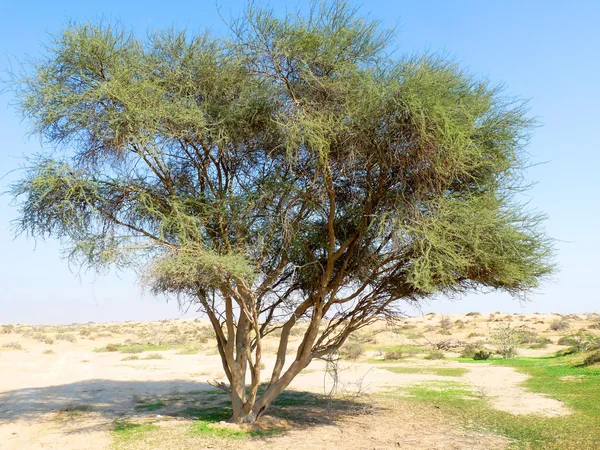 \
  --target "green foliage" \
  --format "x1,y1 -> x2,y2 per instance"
557,331 -> 600,353
490,323 -> 522,358
472,349 -> 492,360
9,1 -> 553,299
